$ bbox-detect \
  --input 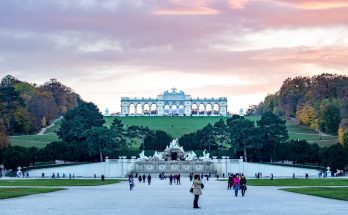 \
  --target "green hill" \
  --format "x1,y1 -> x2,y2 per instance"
9,115 -> 338,148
